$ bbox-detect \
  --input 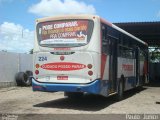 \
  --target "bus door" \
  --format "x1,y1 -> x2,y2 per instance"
101,24 -> 118,93
135,47 -> 140,86
108,36 -> 118,93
